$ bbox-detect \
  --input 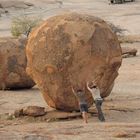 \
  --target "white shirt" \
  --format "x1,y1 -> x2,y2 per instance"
90,87 -> 102,100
